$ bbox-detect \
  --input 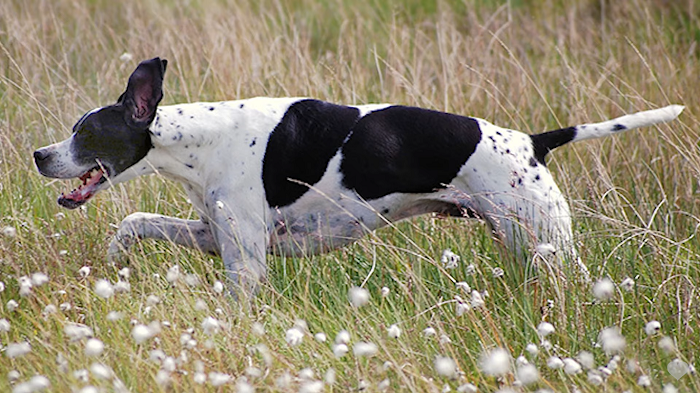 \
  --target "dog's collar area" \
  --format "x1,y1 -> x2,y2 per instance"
58,167 -> 107,209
